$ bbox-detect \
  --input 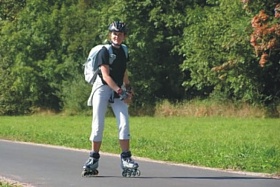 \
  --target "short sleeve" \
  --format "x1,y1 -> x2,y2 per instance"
96,46 -> 109,67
